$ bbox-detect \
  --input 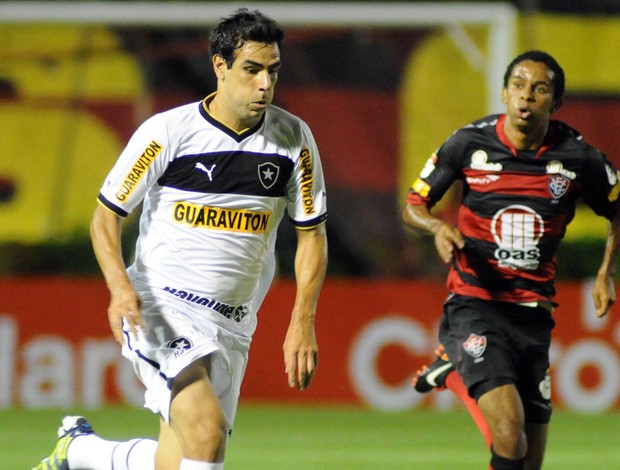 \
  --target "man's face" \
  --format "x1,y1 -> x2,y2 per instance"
214,40 -> 281,130
502,60 -> 559,132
